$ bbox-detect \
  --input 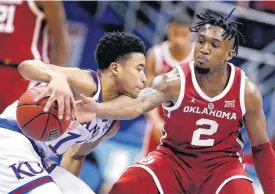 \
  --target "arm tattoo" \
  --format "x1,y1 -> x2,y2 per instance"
137,88 -> 163,112
137,68 -> 180,112
166,70 -> 180,82
138,88 -> 158,97
152,69 -> 179,93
